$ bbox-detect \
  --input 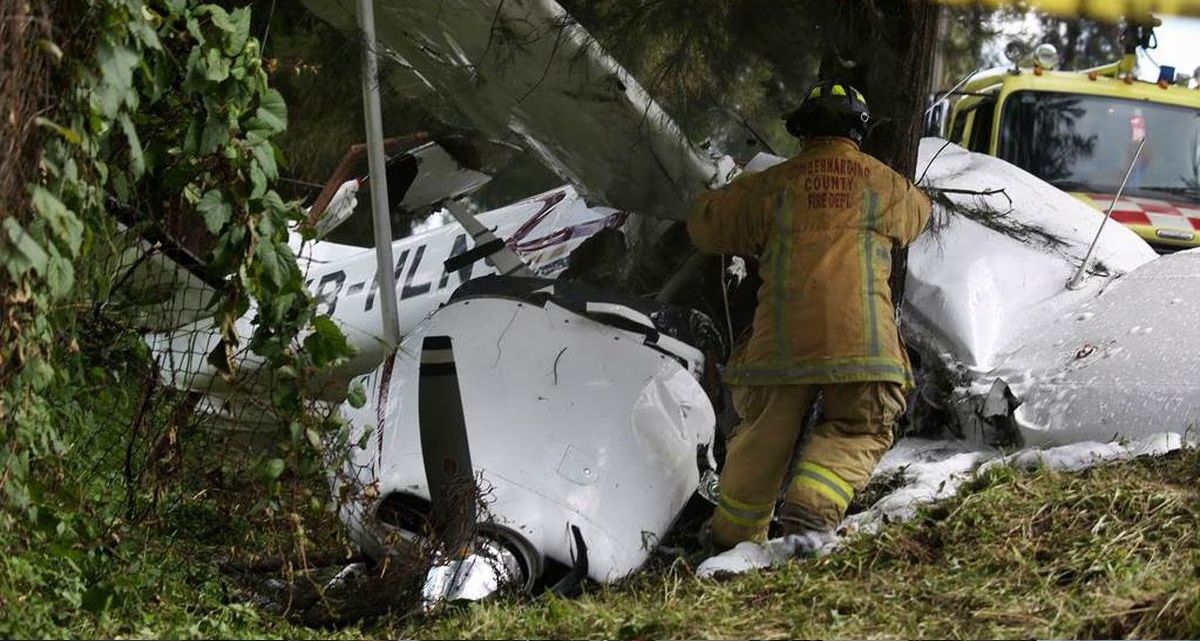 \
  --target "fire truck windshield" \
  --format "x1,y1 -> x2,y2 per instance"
998,91 -> 1200,204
